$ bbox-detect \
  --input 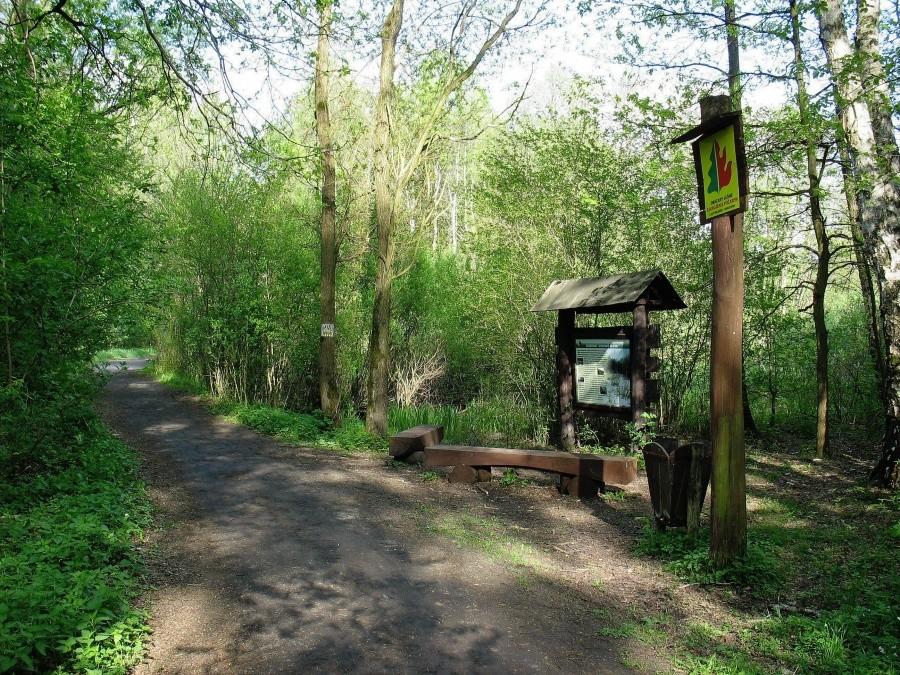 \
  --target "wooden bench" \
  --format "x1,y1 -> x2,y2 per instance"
391,426 -> 637,499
